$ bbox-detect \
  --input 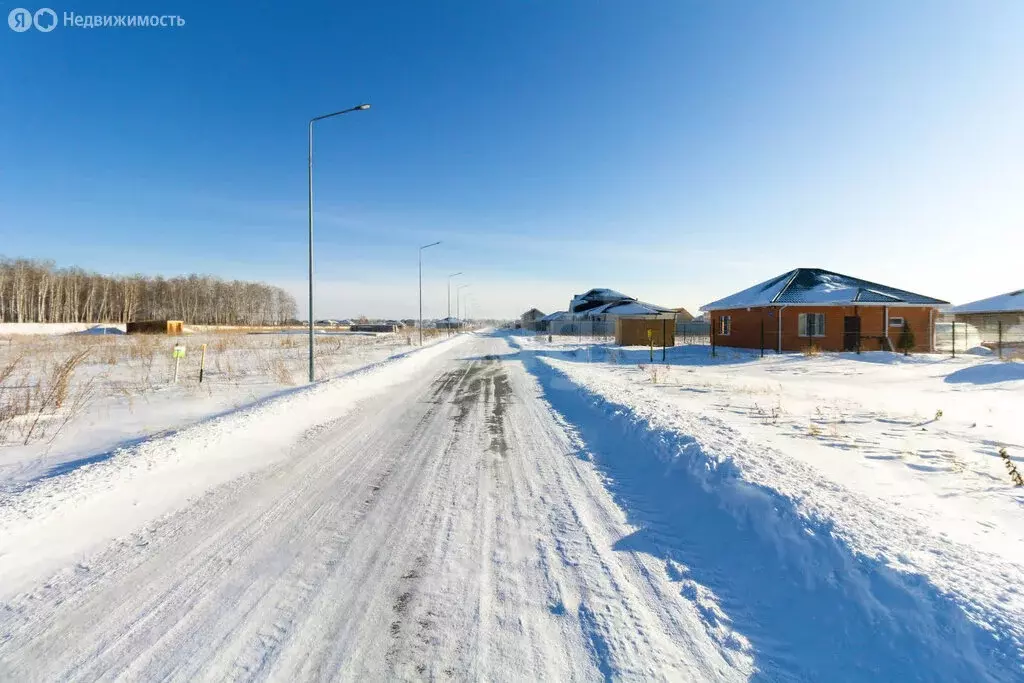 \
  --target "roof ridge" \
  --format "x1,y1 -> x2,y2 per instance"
769,268 -> 802,304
